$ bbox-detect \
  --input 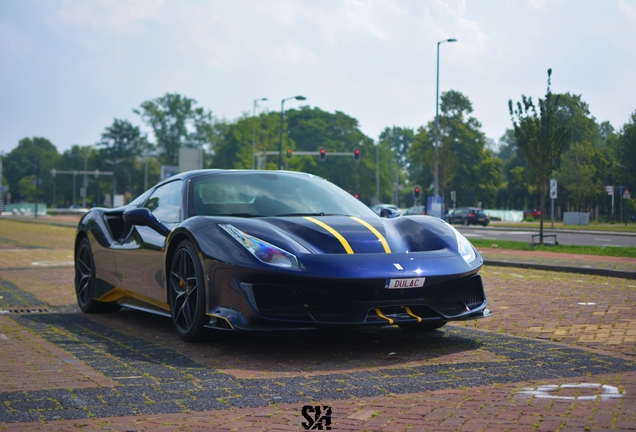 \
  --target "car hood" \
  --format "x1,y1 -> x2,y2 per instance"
190,214 -> 464,256
185,215 -> 481,278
